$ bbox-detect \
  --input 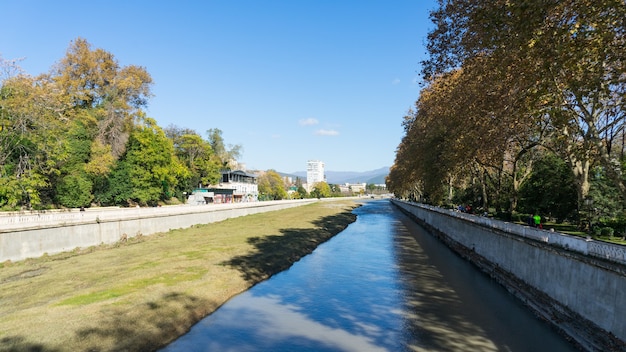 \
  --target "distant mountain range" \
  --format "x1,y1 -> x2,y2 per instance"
284,166 -> 389,185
